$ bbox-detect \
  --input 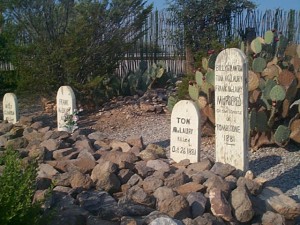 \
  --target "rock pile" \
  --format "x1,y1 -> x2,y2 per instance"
99,88 -> 169,114
0,115 -> 299,225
